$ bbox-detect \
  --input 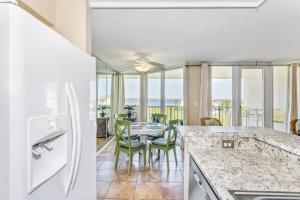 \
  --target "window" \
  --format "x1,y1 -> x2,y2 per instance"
165,68 -> 184,121
124,75 -> 140,119
147,72 -> 161,121
211,66 -> 232,125
273,66 -> 289,131
97,74 -> 111,118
